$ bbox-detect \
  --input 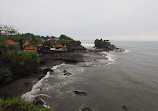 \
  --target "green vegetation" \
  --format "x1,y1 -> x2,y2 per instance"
0,97 -> 50,111
0,25 -> 85,50
0,24 -> 86,86
0,67 -> 12,85
43,41 -> 52,47
56,34 -> 86,51
94,39 -> 110,48
0,24 -> 87,111
0,28 -> 40,86
17,51 -> 39,65
0,50 -> 39,85
0,24 -> 85,86
0,24 -> 18,36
